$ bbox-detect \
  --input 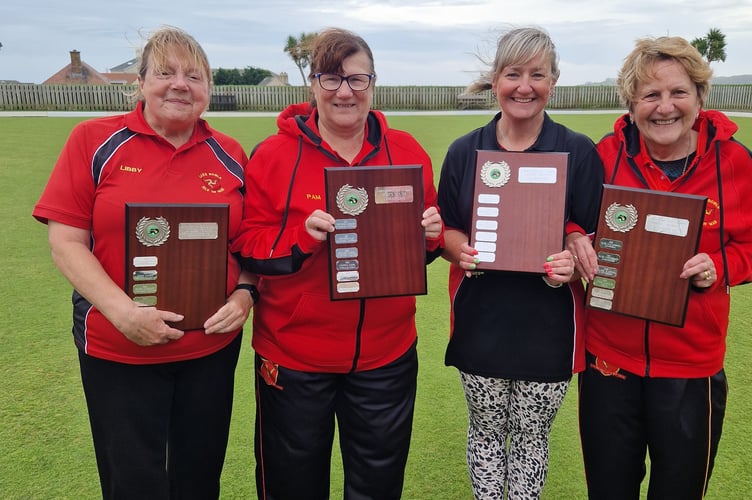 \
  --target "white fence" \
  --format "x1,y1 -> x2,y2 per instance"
1,83 -> 751,112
